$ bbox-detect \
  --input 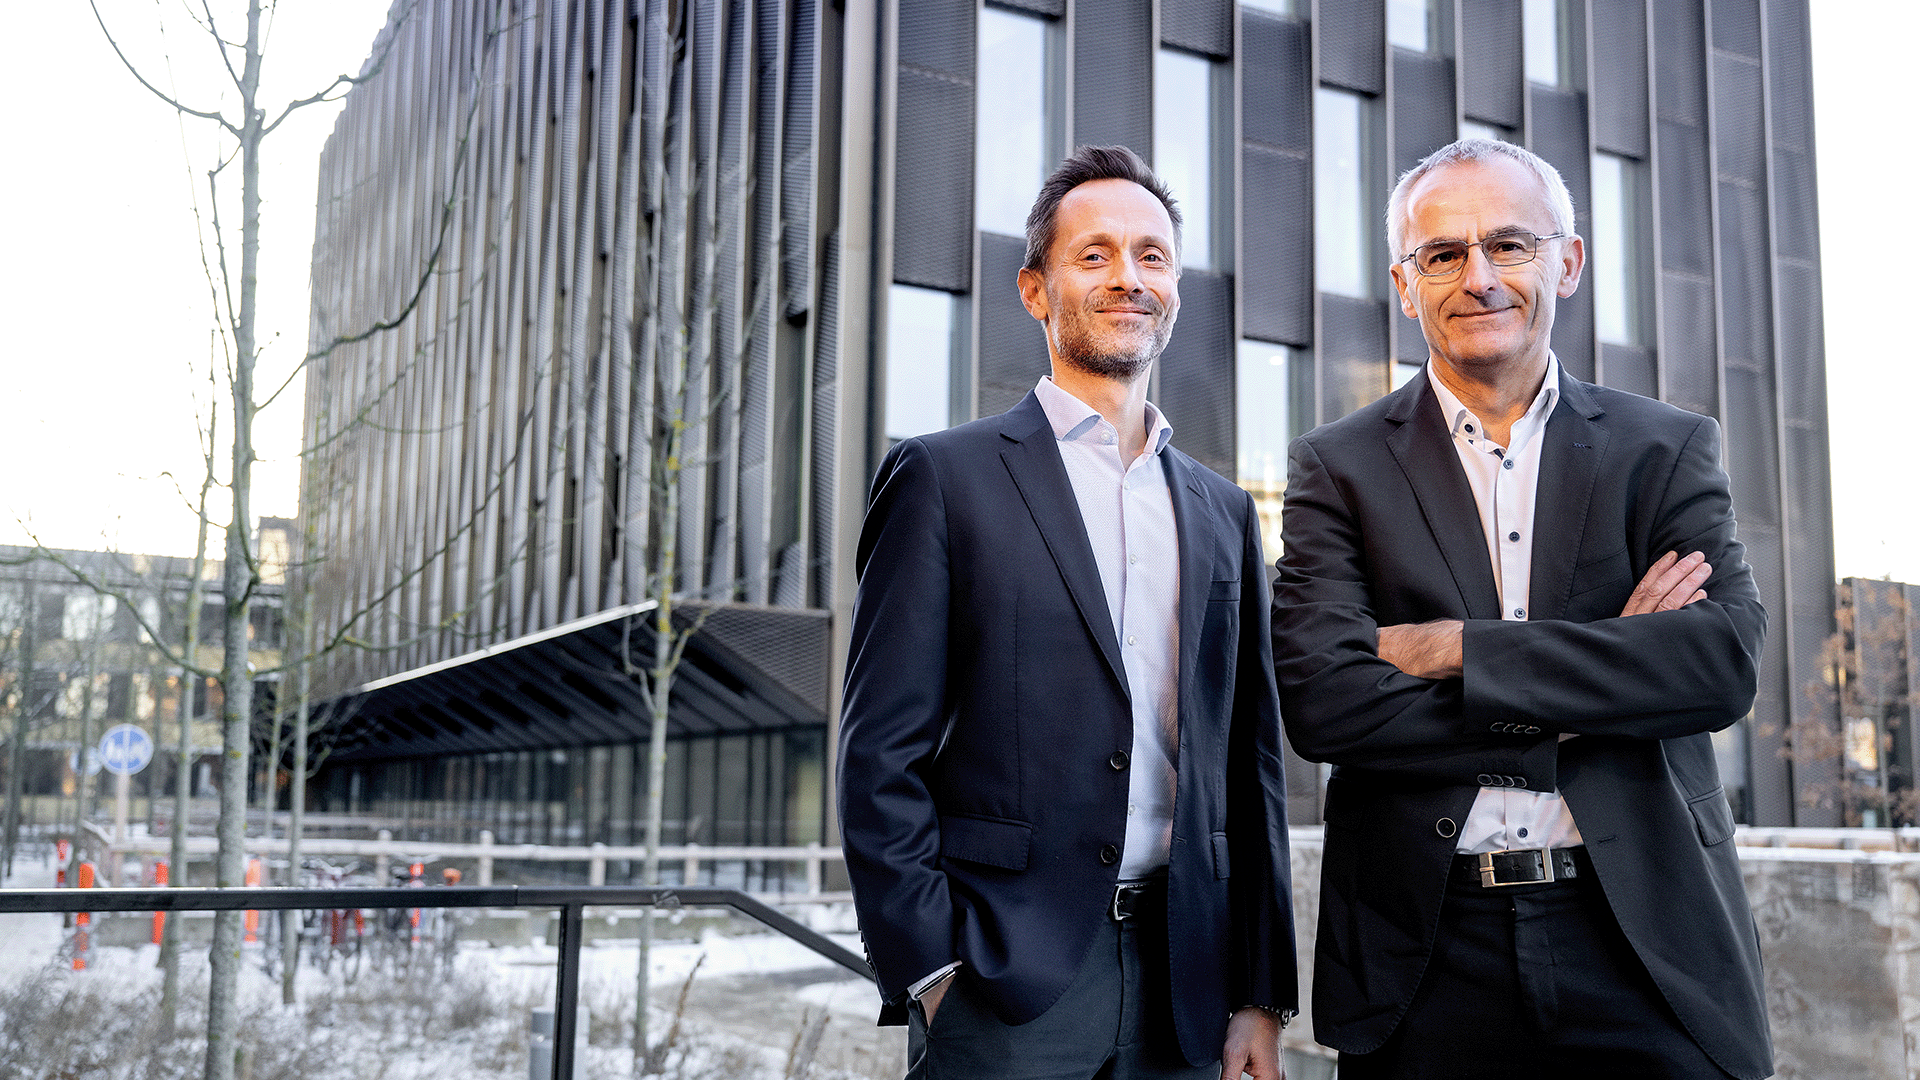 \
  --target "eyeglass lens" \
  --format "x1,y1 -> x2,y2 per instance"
1412,233 -> 1543,276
